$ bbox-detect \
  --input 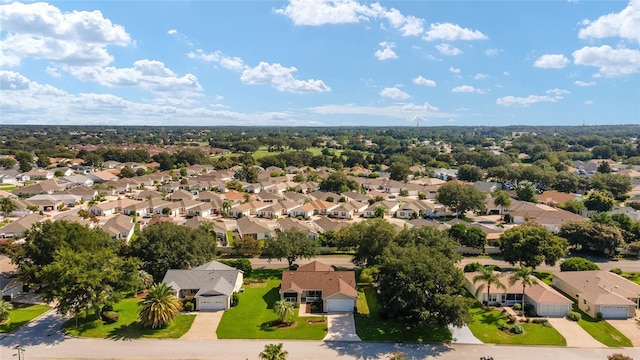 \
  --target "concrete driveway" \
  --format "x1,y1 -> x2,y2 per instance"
180,311 -> 223,341
323,313 -> 361,342
607,318 -> 640,347
547,317 -> 606,348
449,324 -> 482,344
